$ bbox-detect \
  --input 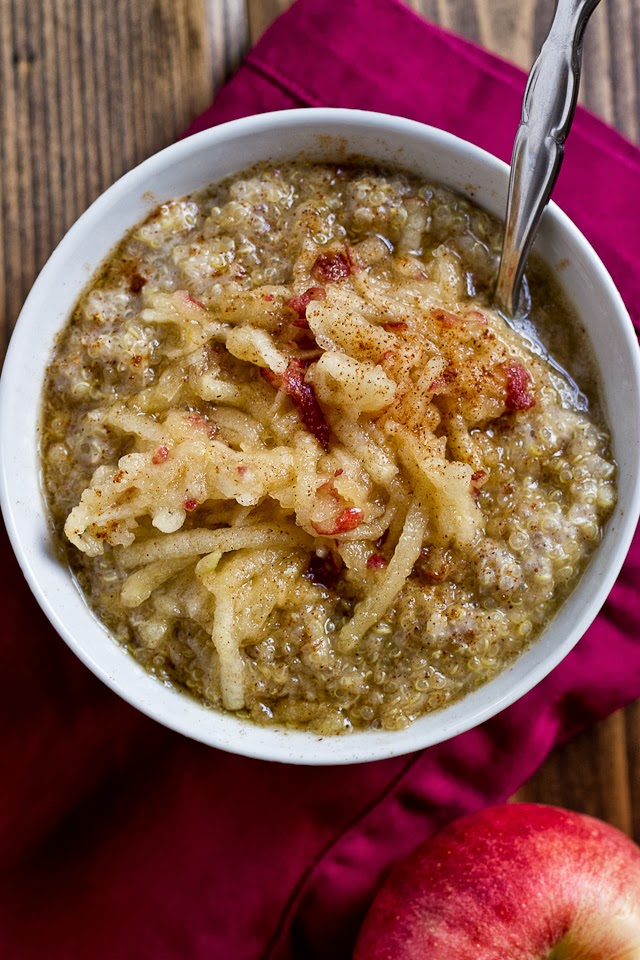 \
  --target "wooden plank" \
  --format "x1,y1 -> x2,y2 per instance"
206,0 -> 251,86
627,701 -> 640,840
